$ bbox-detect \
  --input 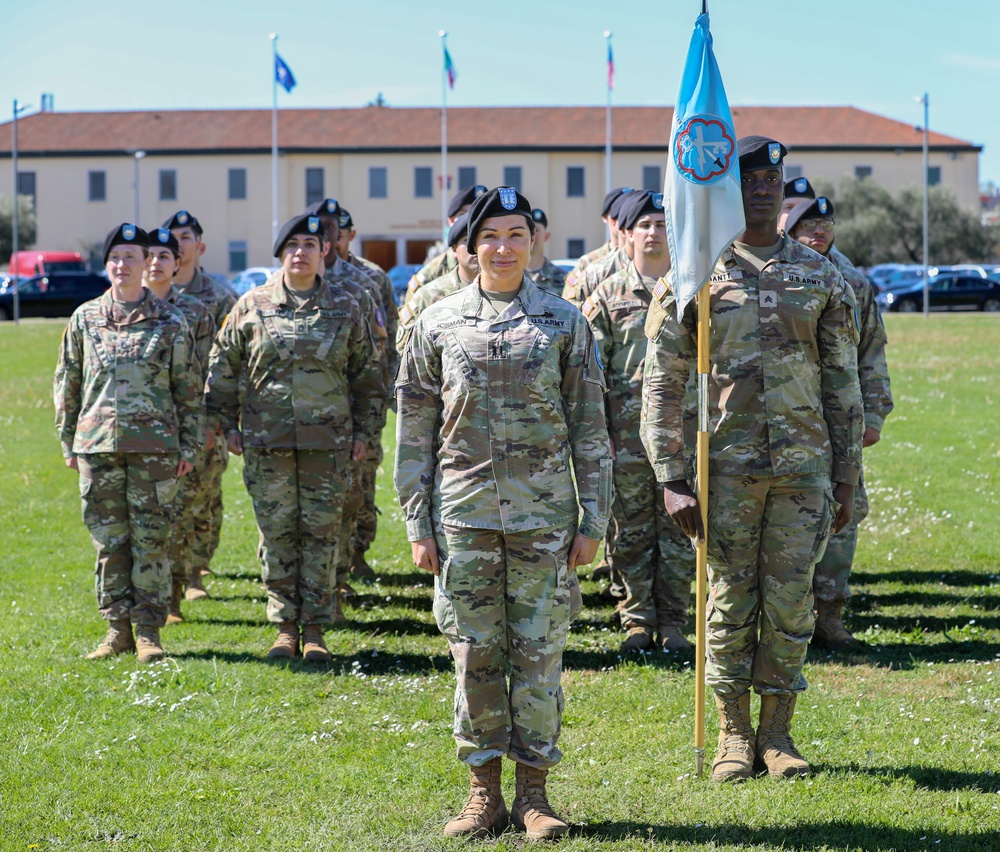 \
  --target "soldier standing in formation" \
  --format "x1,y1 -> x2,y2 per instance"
562,186 -> 630,299
55,224 -> 202,662
141,227 -> 216,625
163,211 -> 237,602
395,187 -> 612,840
406,184 -> 488,294
584,190 -> 695,653
784,195 -> 894,649
641,137 -> 864,782
206,213 -> 383,660
524,208 -> 567,296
